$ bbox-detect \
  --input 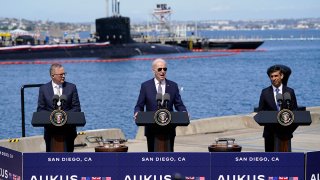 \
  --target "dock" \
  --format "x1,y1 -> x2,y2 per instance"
1,106 -> 319,153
